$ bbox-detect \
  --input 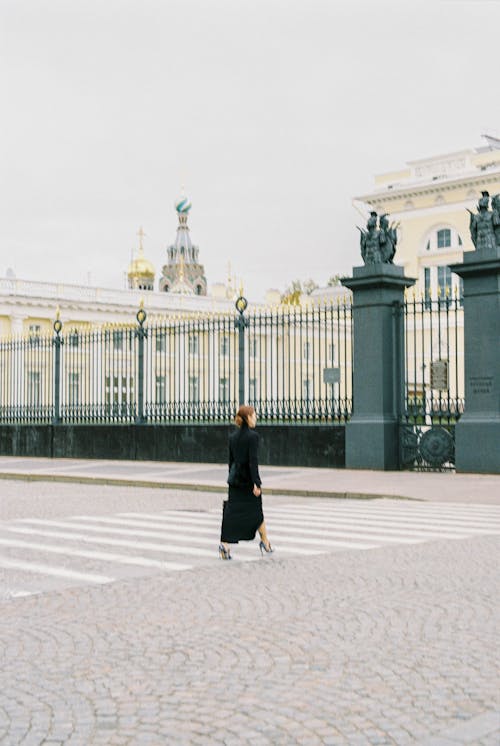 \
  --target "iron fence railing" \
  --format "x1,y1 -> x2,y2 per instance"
0,300 -> 353,425
0,333 -> 55,424
246,302 -> 352,421
403,293 -> 464,425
